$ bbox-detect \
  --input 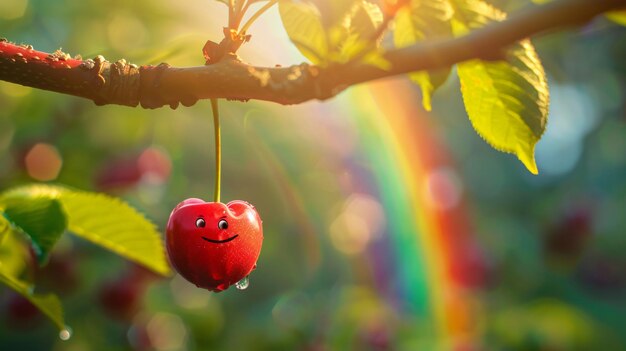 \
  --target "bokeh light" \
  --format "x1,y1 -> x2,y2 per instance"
423,167 -> 463,211
24,143 -> 63,181
107,13 -> 149,53
536,83 -> 600,176
0,0 -> 28,20
329,193 -> 386,255
146,313 -> 188,351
